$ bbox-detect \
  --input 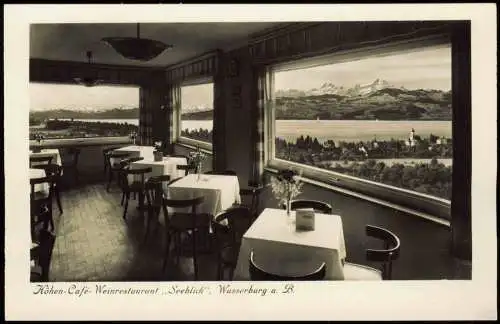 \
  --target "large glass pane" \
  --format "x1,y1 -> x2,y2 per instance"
180,83 -> 214,143
273,45 -> 452,200
29,83 -> 139,139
